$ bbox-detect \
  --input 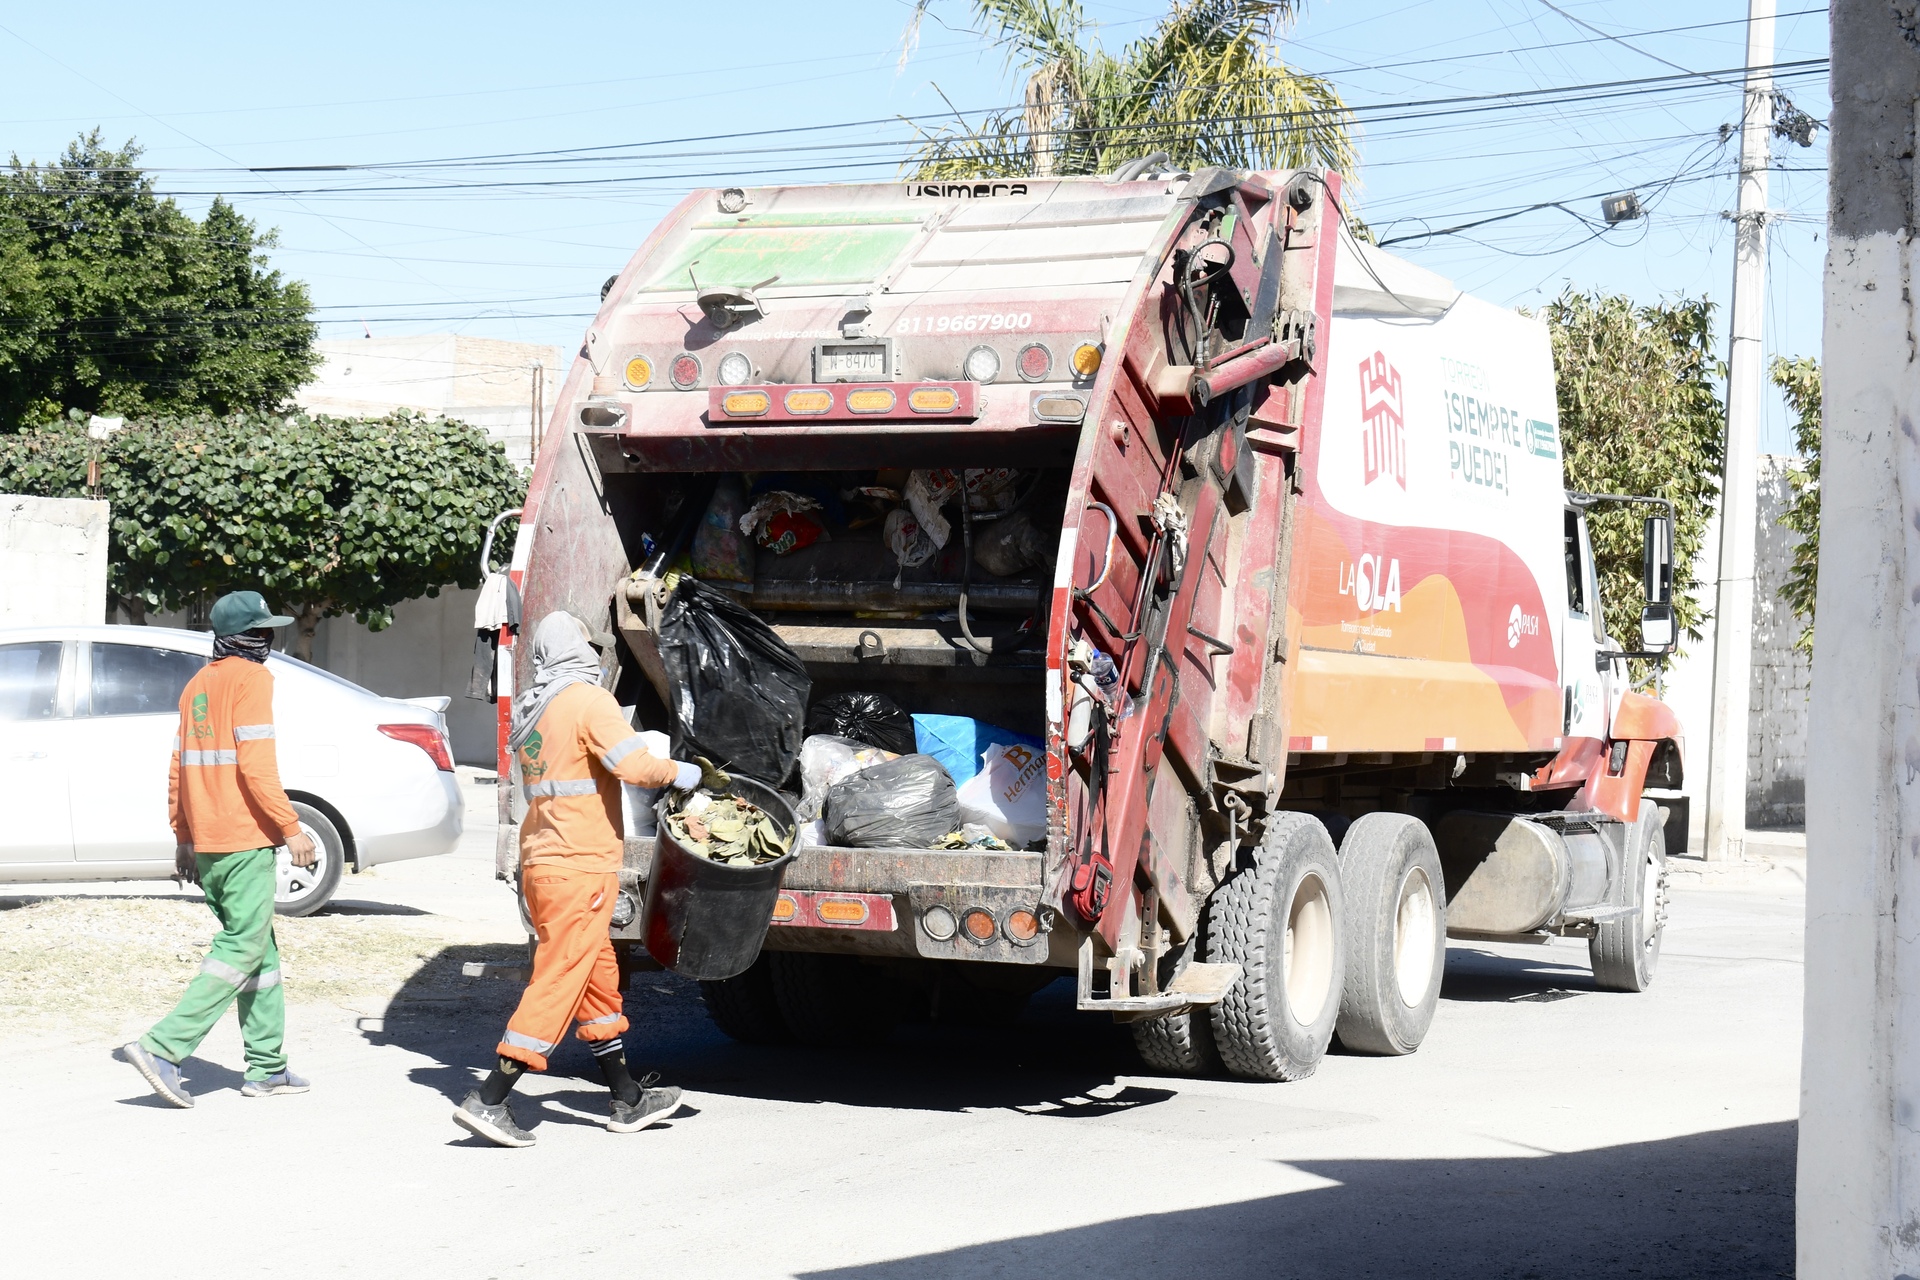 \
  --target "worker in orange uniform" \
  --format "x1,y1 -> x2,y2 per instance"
453,611 -> 723,1148
120,591 -> 318,1108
